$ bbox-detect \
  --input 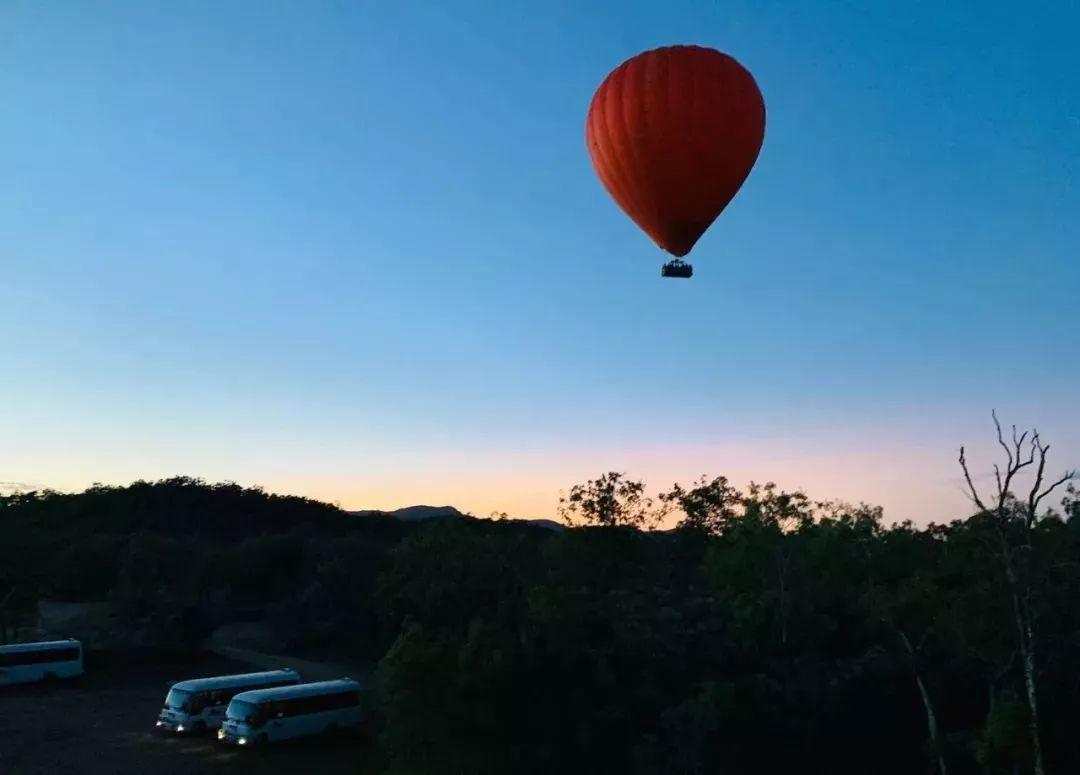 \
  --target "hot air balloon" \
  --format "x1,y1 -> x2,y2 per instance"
585,45 -> 765,278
